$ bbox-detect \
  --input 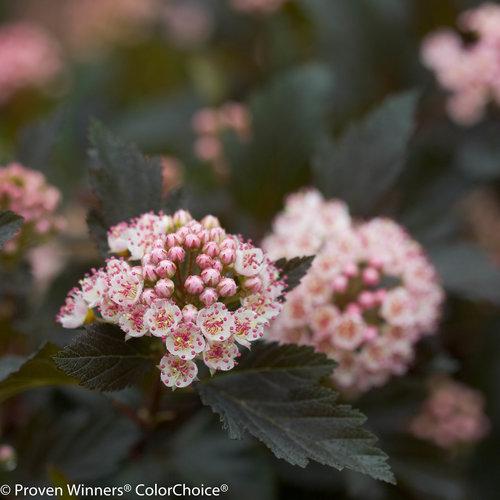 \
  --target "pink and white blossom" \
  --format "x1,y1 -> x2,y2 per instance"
264,189 -> 443,394
410,378 -> 490,449
57,210 -> 284,389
